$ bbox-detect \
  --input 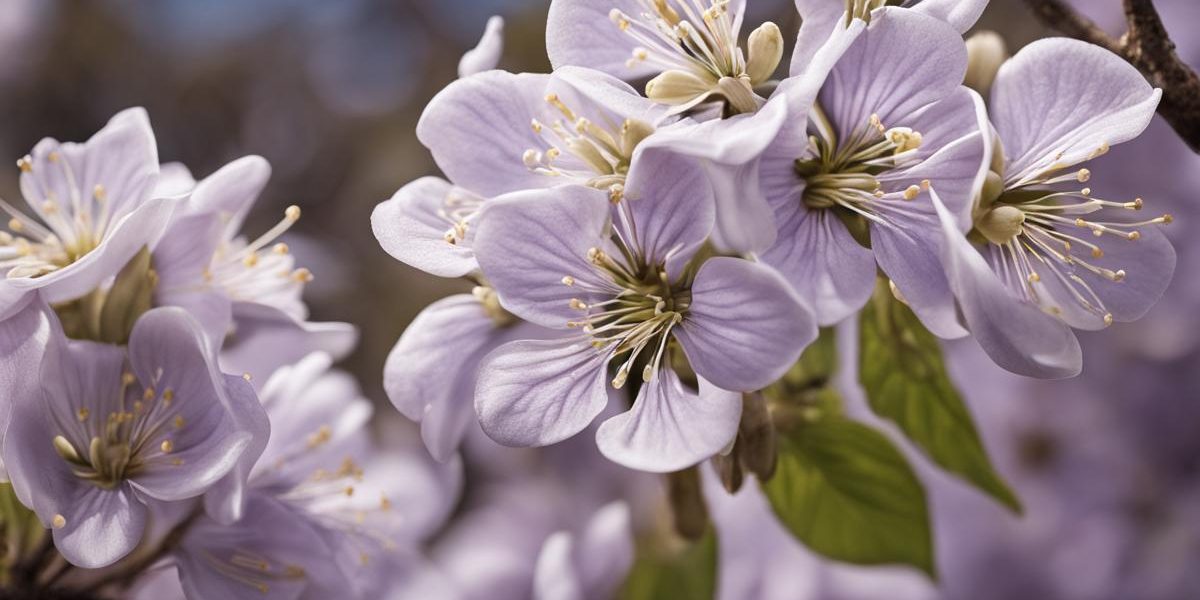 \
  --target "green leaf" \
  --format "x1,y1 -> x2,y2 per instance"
764,415 -> 935,577
859,285 -> 1022,513
619,528 -> 717,600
